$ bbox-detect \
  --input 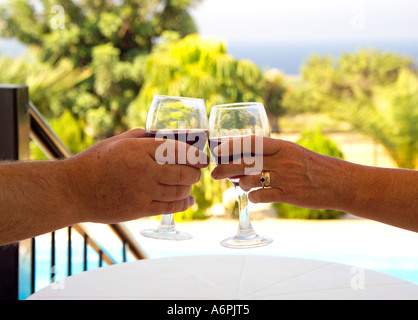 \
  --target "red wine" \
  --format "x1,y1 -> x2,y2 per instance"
209,137 -> 255,186
147,129 -> 208,152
